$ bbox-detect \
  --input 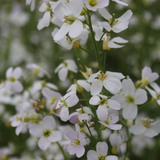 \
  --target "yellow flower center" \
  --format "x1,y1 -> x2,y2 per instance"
74,139 -> 81,145
88,0 -> 98,7
64,15 -> 76,24
99,98 -> 108,106
33,68 -> 40,75
140,78 -> 149,86
98,155 -> 106,160
98,71 -> 107,81
141,120 -> 151,128
9,77 -> 16,82
43,129 -> 51,137
126,95 -> 135,103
